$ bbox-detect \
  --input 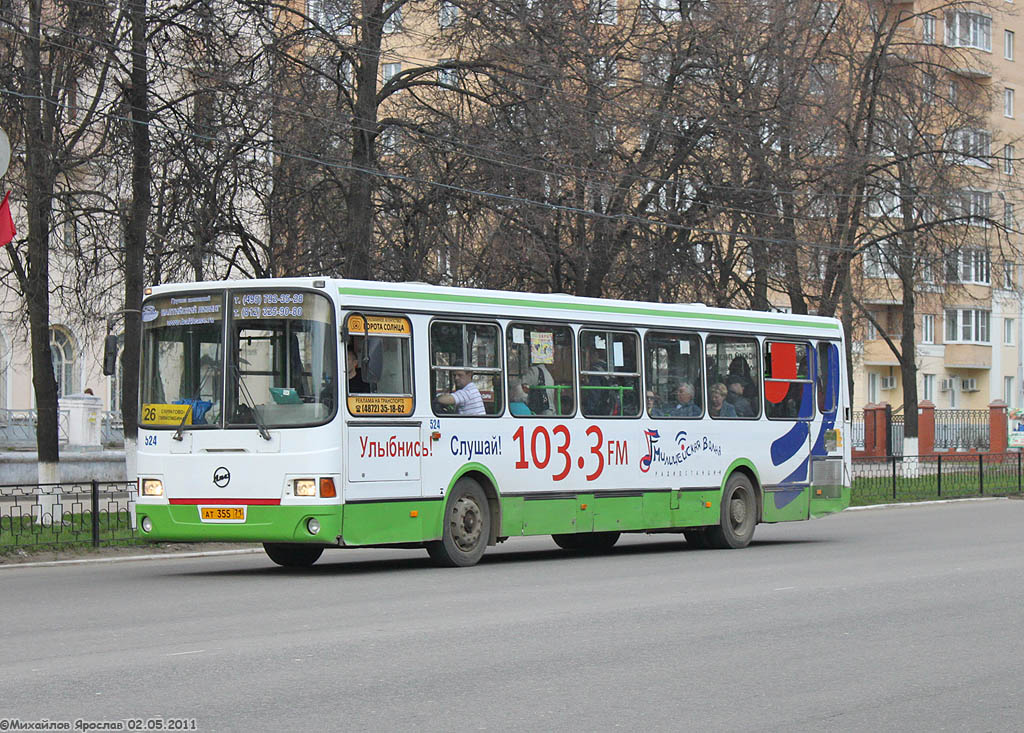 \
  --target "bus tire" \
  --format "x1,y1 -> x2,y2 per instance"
706,473 -> 757,549
683,529 -> 710,549
426,478 -> 490,567
552,531 -> 620,552
263,542 -> 324,567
